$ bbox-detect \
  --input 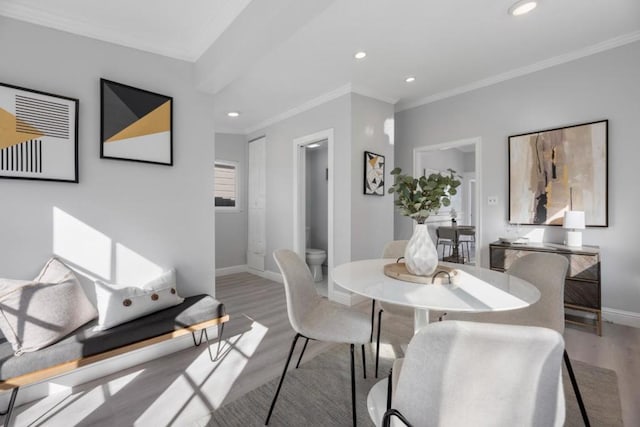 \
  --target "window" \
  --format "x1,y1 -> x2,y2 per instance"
215,160 -> 239,211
